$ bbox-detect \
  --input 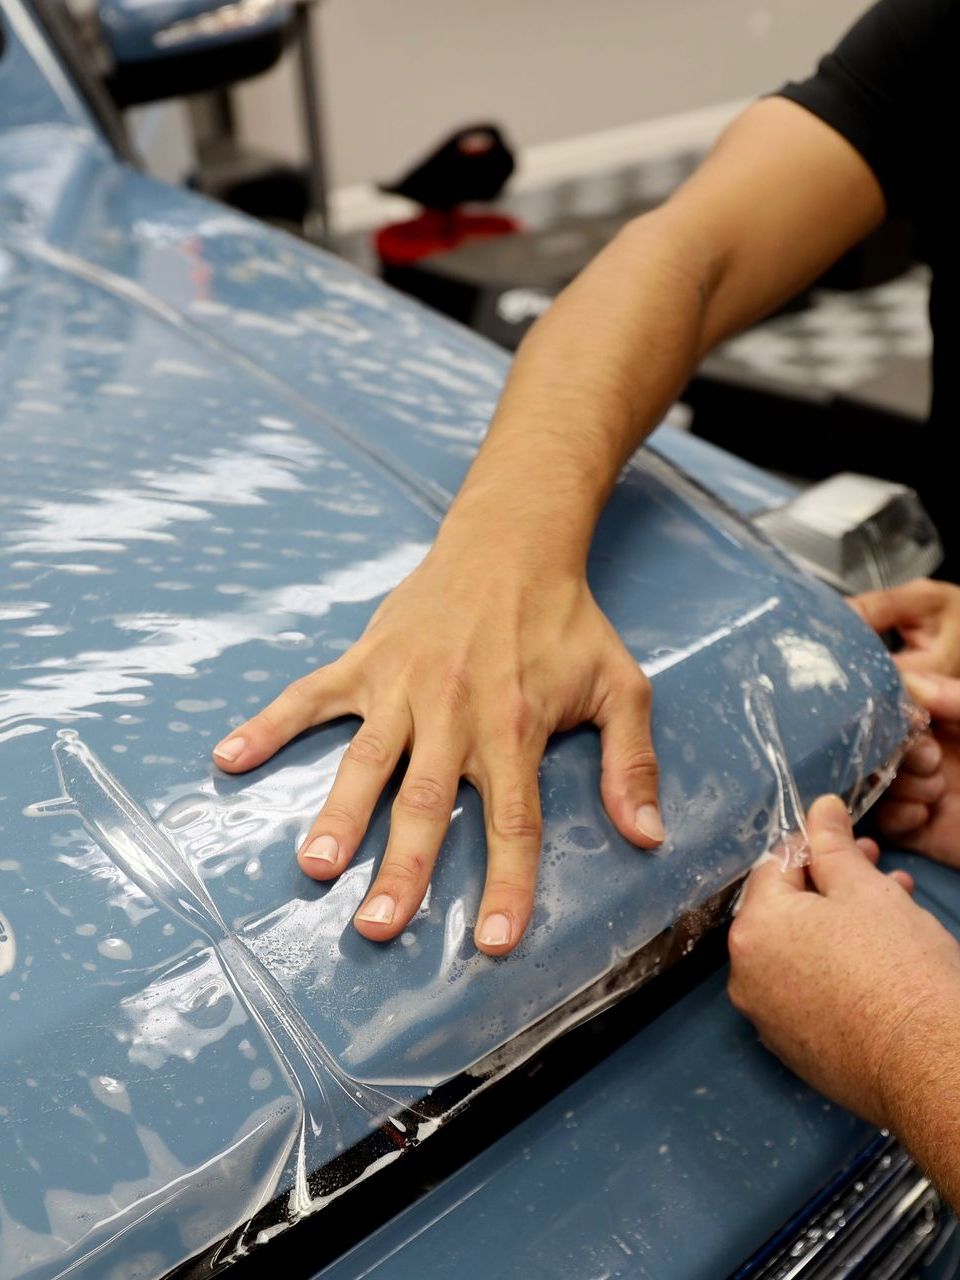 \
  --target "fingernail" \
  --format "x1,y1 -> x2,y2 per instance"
213,735 -> 246,763
815,793 -> 849,827
301,834 -> 339,864
356,894 -> 395,926
477,913 -> 512,947
904,673 -> 939,704
634,803 -> 665,844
